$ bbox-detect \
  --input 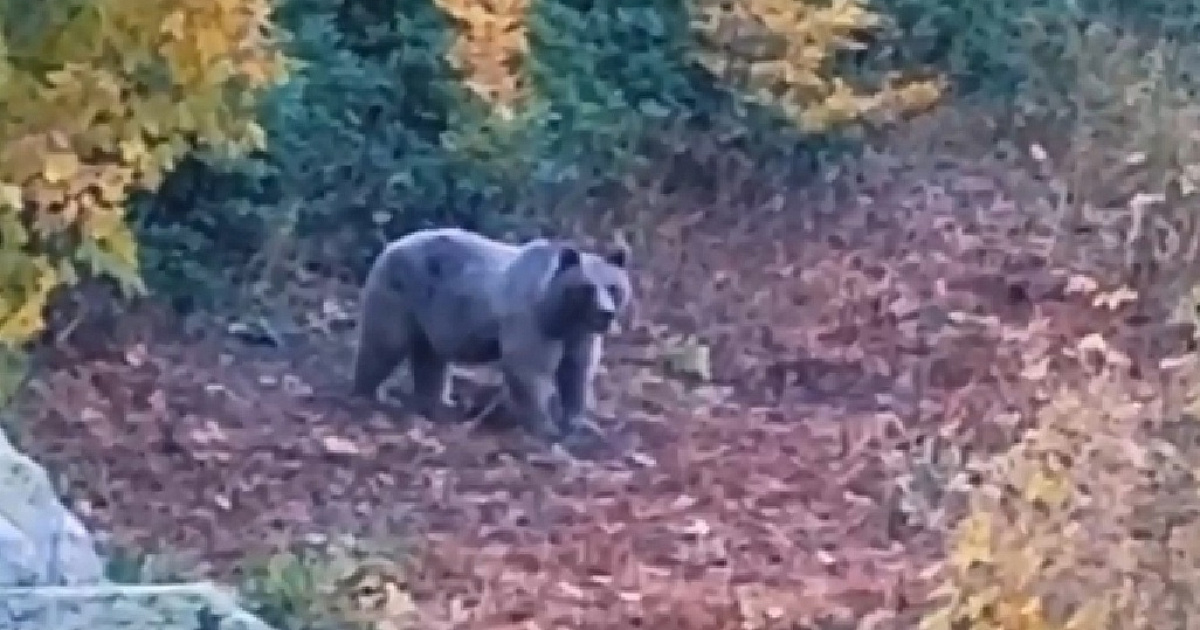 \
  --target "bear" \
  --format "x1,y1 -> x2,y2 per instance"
350,227 -> 634,437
